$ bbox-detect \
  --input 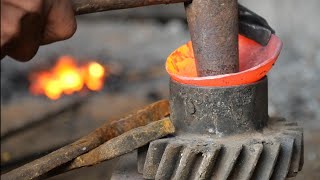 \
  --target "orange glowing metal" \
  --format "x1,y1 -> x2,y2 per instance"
29,56 -> 106,100
166,34 -> 283,86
